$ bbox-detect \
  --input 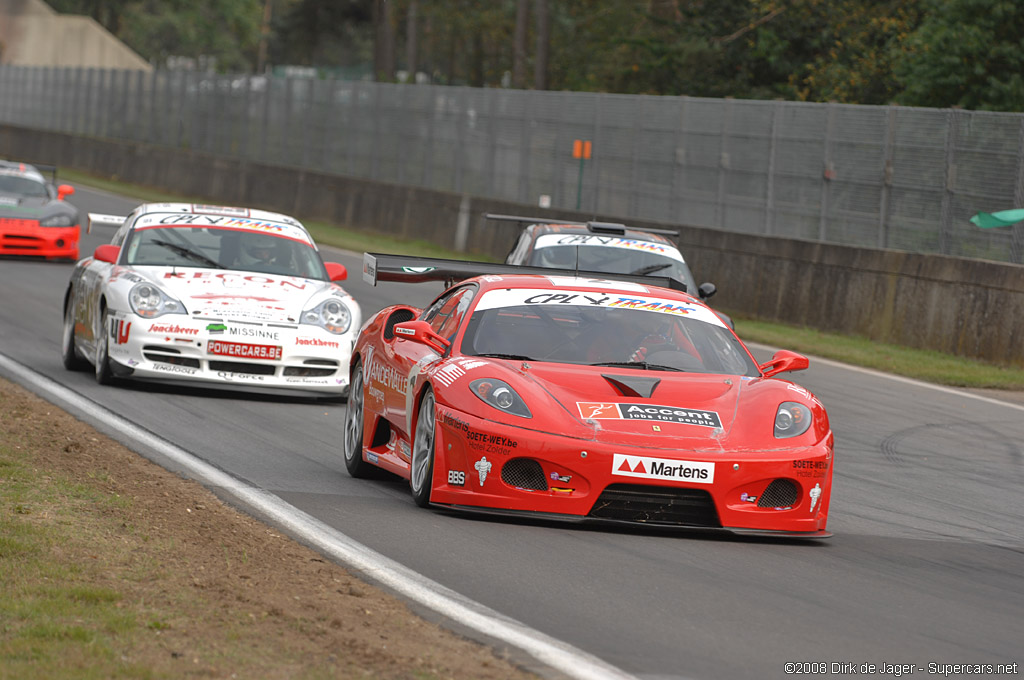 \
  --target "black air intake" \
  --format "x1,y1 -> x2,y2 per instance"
757,479 -> 799,508
589,484 -> 720,526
